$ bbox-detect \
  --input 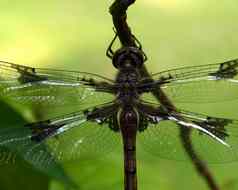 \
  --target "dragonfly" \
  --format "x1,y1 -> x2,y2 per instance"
0,33 -> 238,190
